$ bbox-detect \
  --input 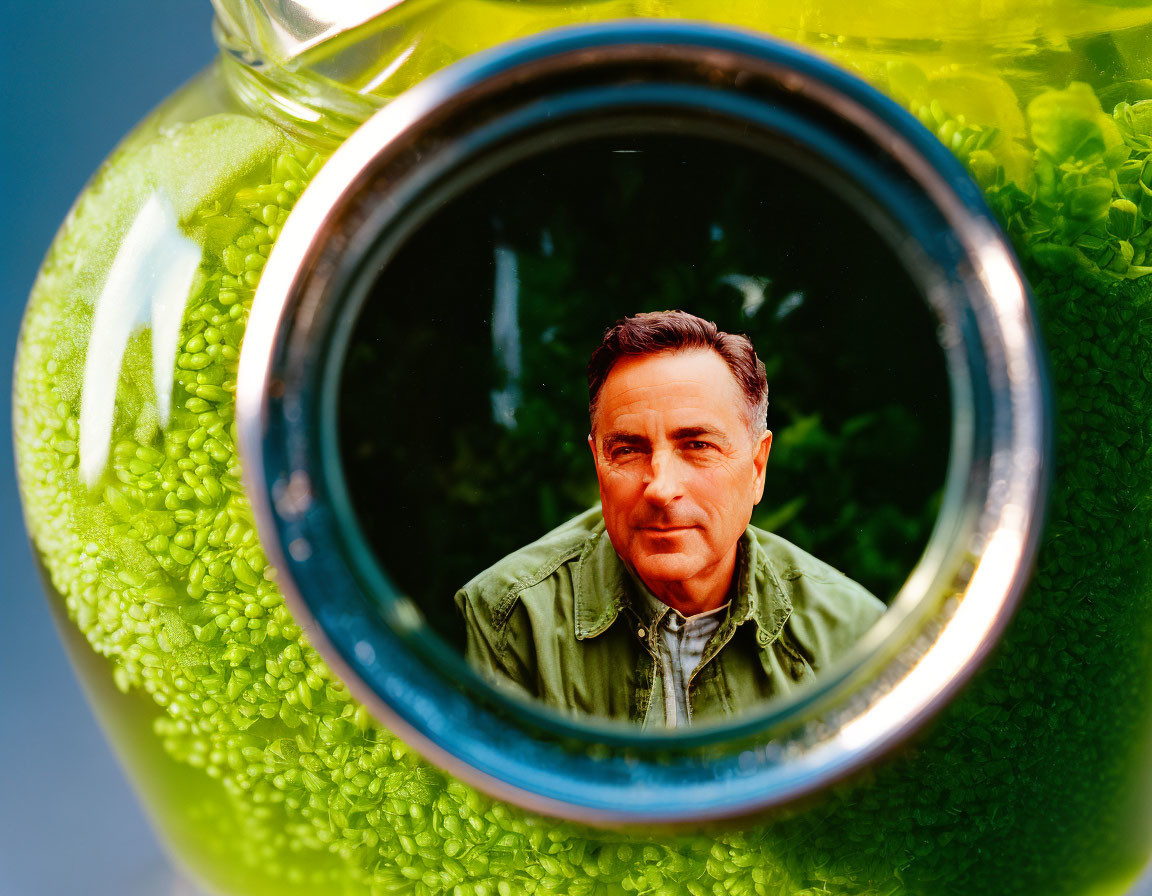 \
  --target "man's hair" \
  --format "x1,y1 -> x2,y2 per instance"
587,310 -> 769,437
